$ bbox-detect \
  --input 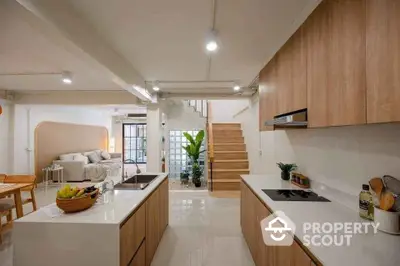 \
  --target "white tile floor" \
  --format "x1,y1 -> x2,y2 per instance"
0,183 -> 254,266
